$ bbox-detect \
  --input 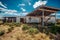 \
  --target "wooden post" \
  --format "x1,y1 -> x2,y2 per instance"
42,8 -> 44,27
6,17 -> 8,23
55,13 -> 56,26
12,19 -> 13,23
